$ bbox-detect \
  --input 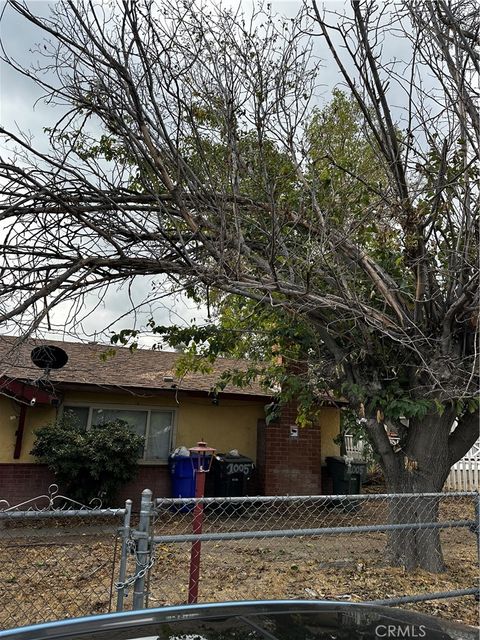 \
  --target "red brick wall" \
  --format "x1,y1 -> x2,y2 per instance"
256,419 -> 268,494
0,464 -> 56,507
116,466 -> 170,508
256,400 -> 322,495
0,463 -> 170,509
